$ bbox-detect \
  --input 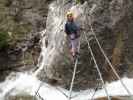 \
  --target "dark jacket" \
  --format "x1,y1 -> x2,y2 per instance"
65,21 -> 79,36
